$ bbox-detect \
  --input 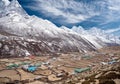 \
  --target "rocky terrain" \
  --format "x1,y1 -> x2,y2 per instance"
0,46 -> 120,84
